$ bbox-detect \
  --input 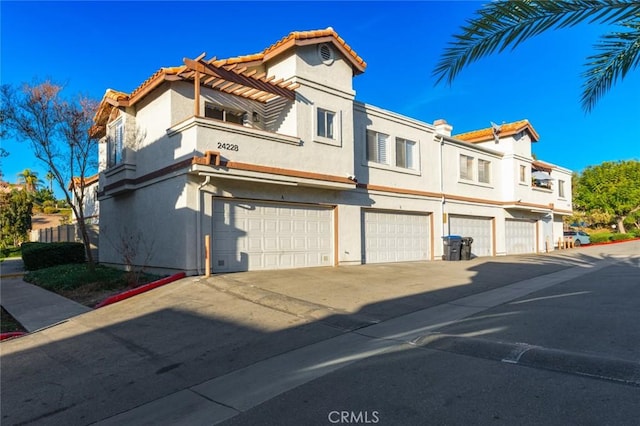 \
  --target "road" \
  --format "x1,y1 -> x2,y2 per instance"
222,254 -> 640,425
